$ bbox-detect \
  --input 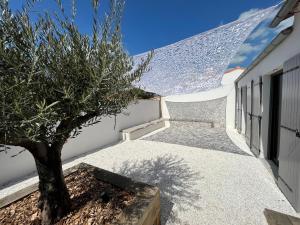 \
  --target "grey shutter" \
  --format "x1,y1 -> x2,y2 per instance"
236,88 -> 242,132
278,53 -> 300,212
246,82 -> 252,147
251,78 -> 262,157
